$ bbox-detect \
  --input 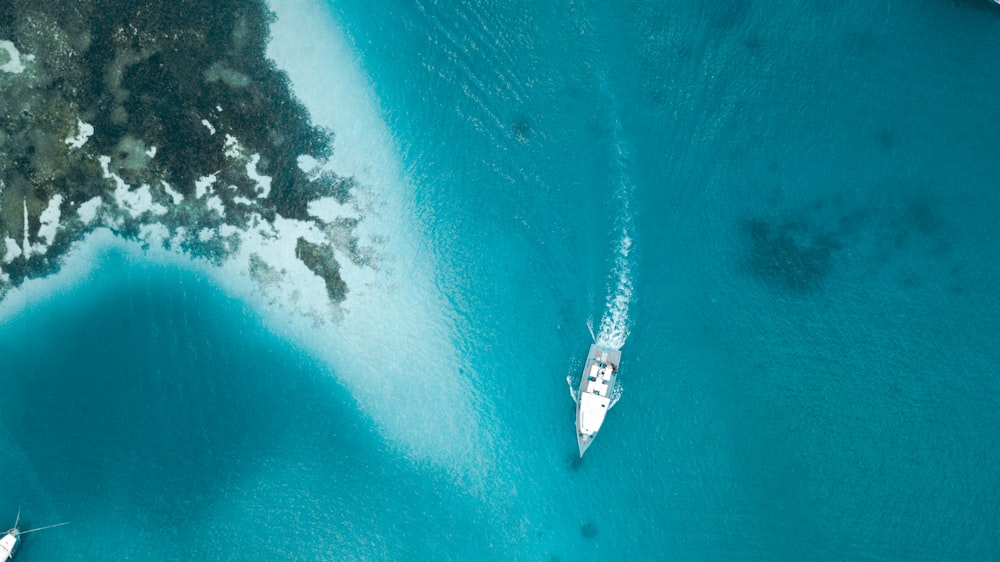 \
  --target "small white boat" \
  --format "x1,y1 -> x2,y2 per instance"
0,527 -> 17,561
569,343 -> 622,457
0,511 -> 69,559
